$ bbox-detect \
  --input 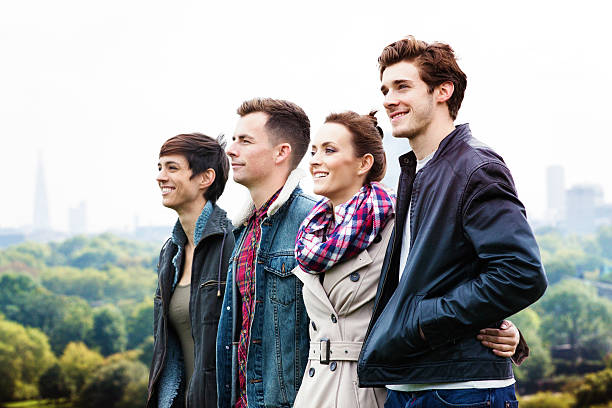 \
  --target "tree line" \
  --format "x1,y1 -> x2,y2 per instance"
0,227 -> 612,407
0,234 -> 158,407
